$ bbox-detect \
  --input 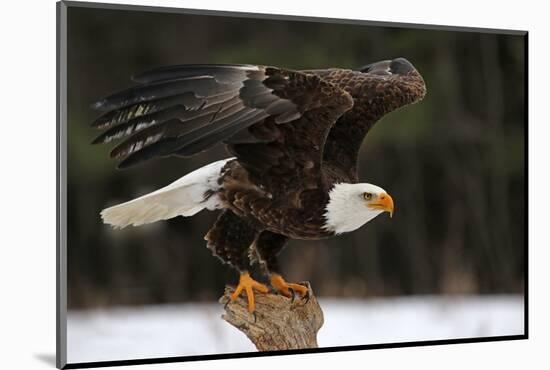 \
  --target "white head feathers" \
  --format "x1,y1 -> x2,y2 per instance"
323,183 -> 394,234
